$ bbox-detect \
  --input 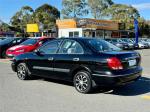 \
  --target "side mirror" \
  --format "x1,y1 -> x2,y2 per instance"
34,49 -> 39,53
34,49 -> 41,55
34,49 -> 45,56
38,41 -> 43,46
